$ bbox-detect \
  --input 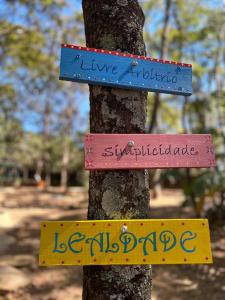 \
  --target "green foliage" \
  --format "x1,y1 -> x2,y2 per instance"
0,0 -> 87,186
144,0 -> 225,216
